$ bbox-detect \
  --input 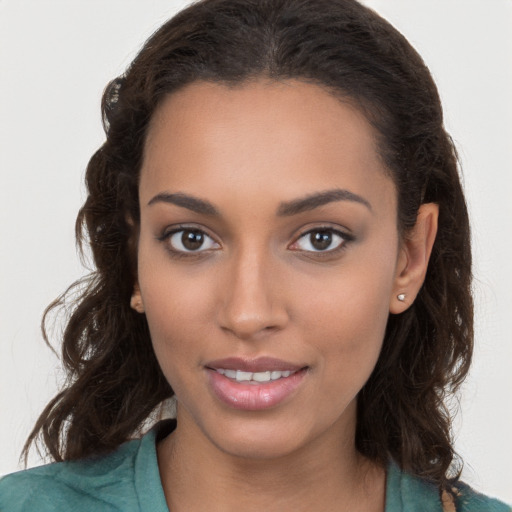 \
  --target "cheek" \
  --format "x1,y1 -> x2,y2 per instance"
295,249 -> 396,384
137,253 -> 217,380
302,297 -> 387,412
296,250 -> 395,337
142,288 -> 209,398
304,285 -> 389,369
